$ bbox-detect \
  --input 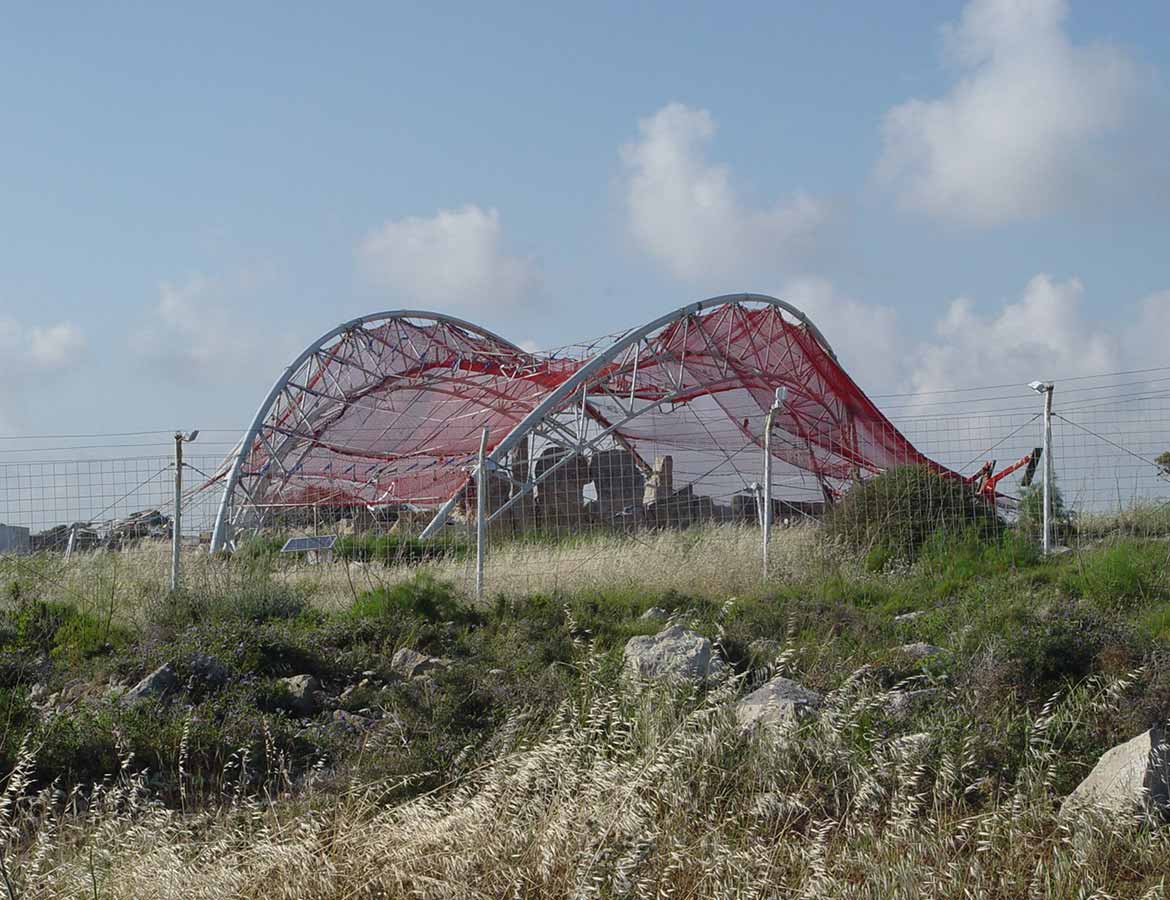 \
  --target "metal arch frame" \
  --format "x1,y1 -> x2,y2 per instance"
417,292 -> 837,538
209,310 -> 530,552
